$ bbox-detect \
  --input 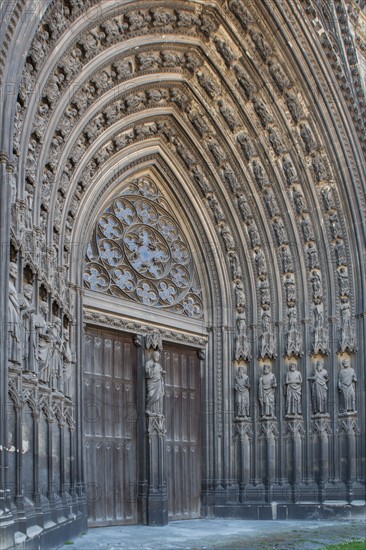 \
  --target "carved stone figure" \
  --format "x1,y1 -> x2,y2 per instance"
302,217 -> 314,241
284,363 -> 302,416
310,270 -> 323,301
237,194 -> 252,222
292,188 -> 305,214
269,61 -> 291,92
63,330 -> 73,398
339,300 -> 355,352
285,275 -> 296,304
221,223 -> 235,251
234,64 -> 256,98
223,163 -> 241,192
234,366 -> 250,417
234,312 -> 250,361
308,360 -> 329,415
38,302 -> 52,384
234,281 -> 246,310
338,359 -> 357,414
268,127 -> 286,155
313,302 -> 328,355
263,189 -> 279,217
193,167 -> 212,195
250,30 -> 272,61
214,38 -> 236,66
197,71 -> 220,98
321,186 -> 335,211
312,153 -> 328,181
248,223 -> 260,248
189,108 -> 209,136
329,211 -> 342,239
229,252 -> 242,280
283,157 -> 298,185
299,123 -> 316,153
285,92 -> 304,122
260,311 -> 275,358
259,279 -> 270,306
337,266 -> 350,296
8,263 -> 22,365
253,99 -> 273,127
286,307 -> 302,357
228,0 -> 253,31
273,218 -> 287,245
237,131 -> 256,160
206,137 -> 226,166
145,351 -> 165,415
252,160 -> 269,188
334,239 -> 346,266
50,318 -> 63,391
259,364 -> 277,417
208,195 -> 225,223
218,99 -> 238,131
307,242 -> 320,269
255,249 -> 267,278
